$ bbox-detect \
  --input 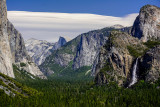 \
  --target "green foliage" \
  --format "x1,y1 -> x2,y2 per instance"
20,63 -> 26,67
127,46 -> 145,58
127,40 -> 160,58
99,62 -> 114,82
0,79 -> 3,85
8,83 -> 15,88
100,62 -> 113,73
1,78 -> 160,107
2,28 -> 160,106
0,72 -> 40,100
144,40 -> 160,49
49,61 -> 92,81
13,64 -> 38,82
